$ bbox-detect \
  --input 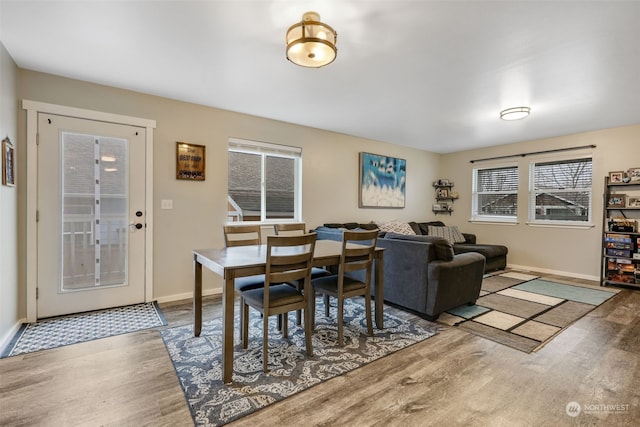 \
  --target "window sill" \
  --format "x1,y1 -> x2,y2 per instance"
468,217 -> 518,225
526,221 -> 594,230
